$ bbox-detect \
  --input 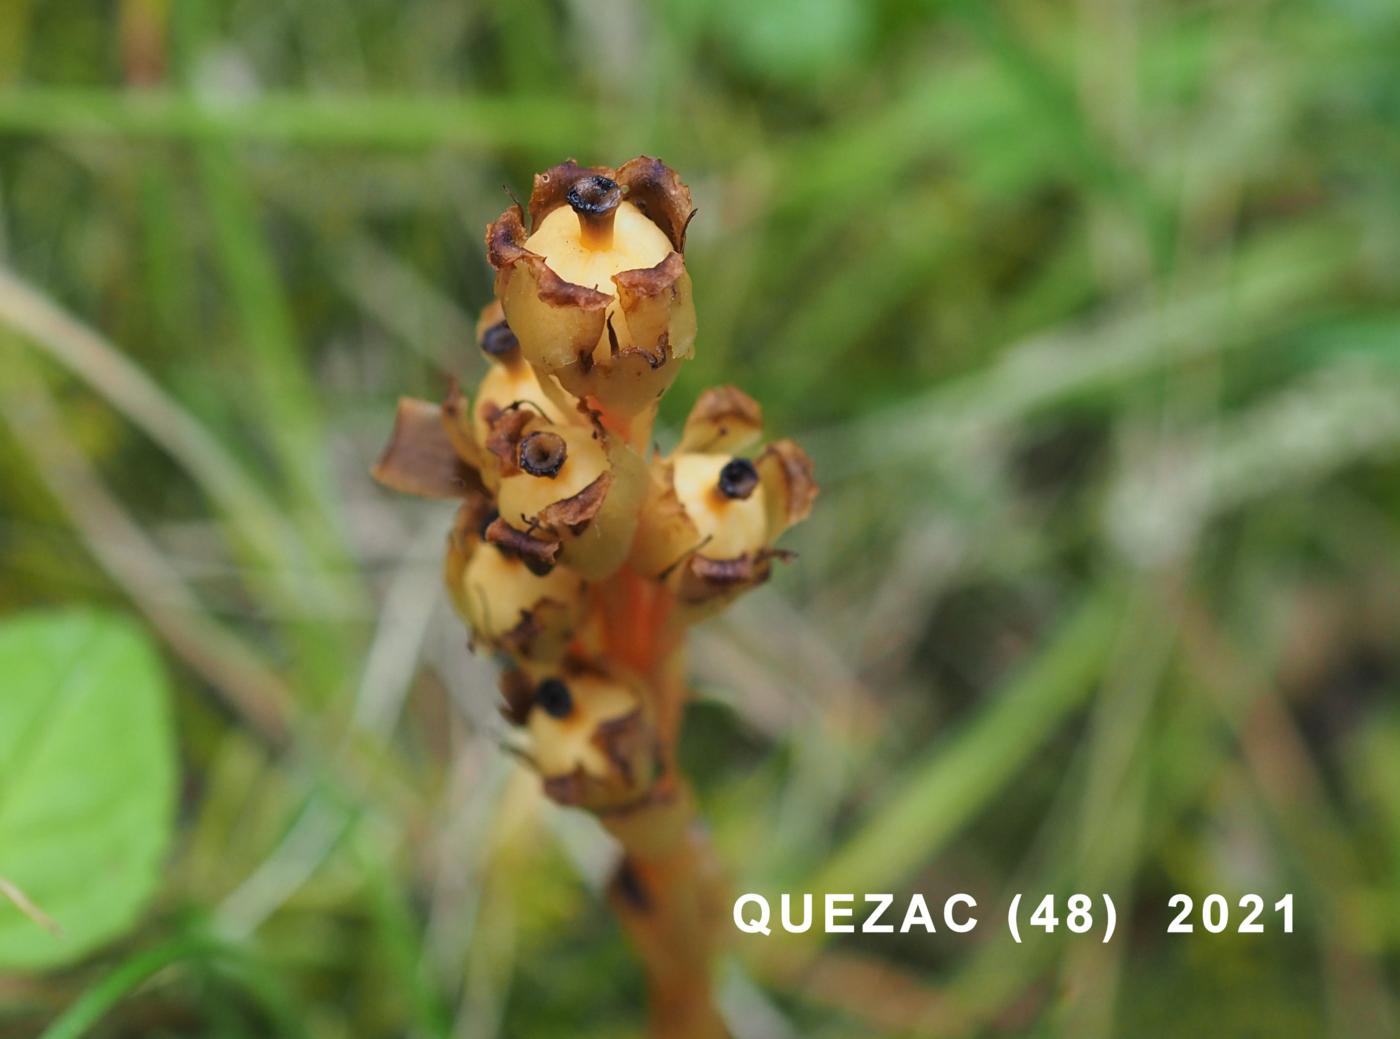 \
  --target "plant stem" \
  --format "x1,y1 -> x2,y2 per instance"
607,802 -> 728,1039
596,587 -> 729,1037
